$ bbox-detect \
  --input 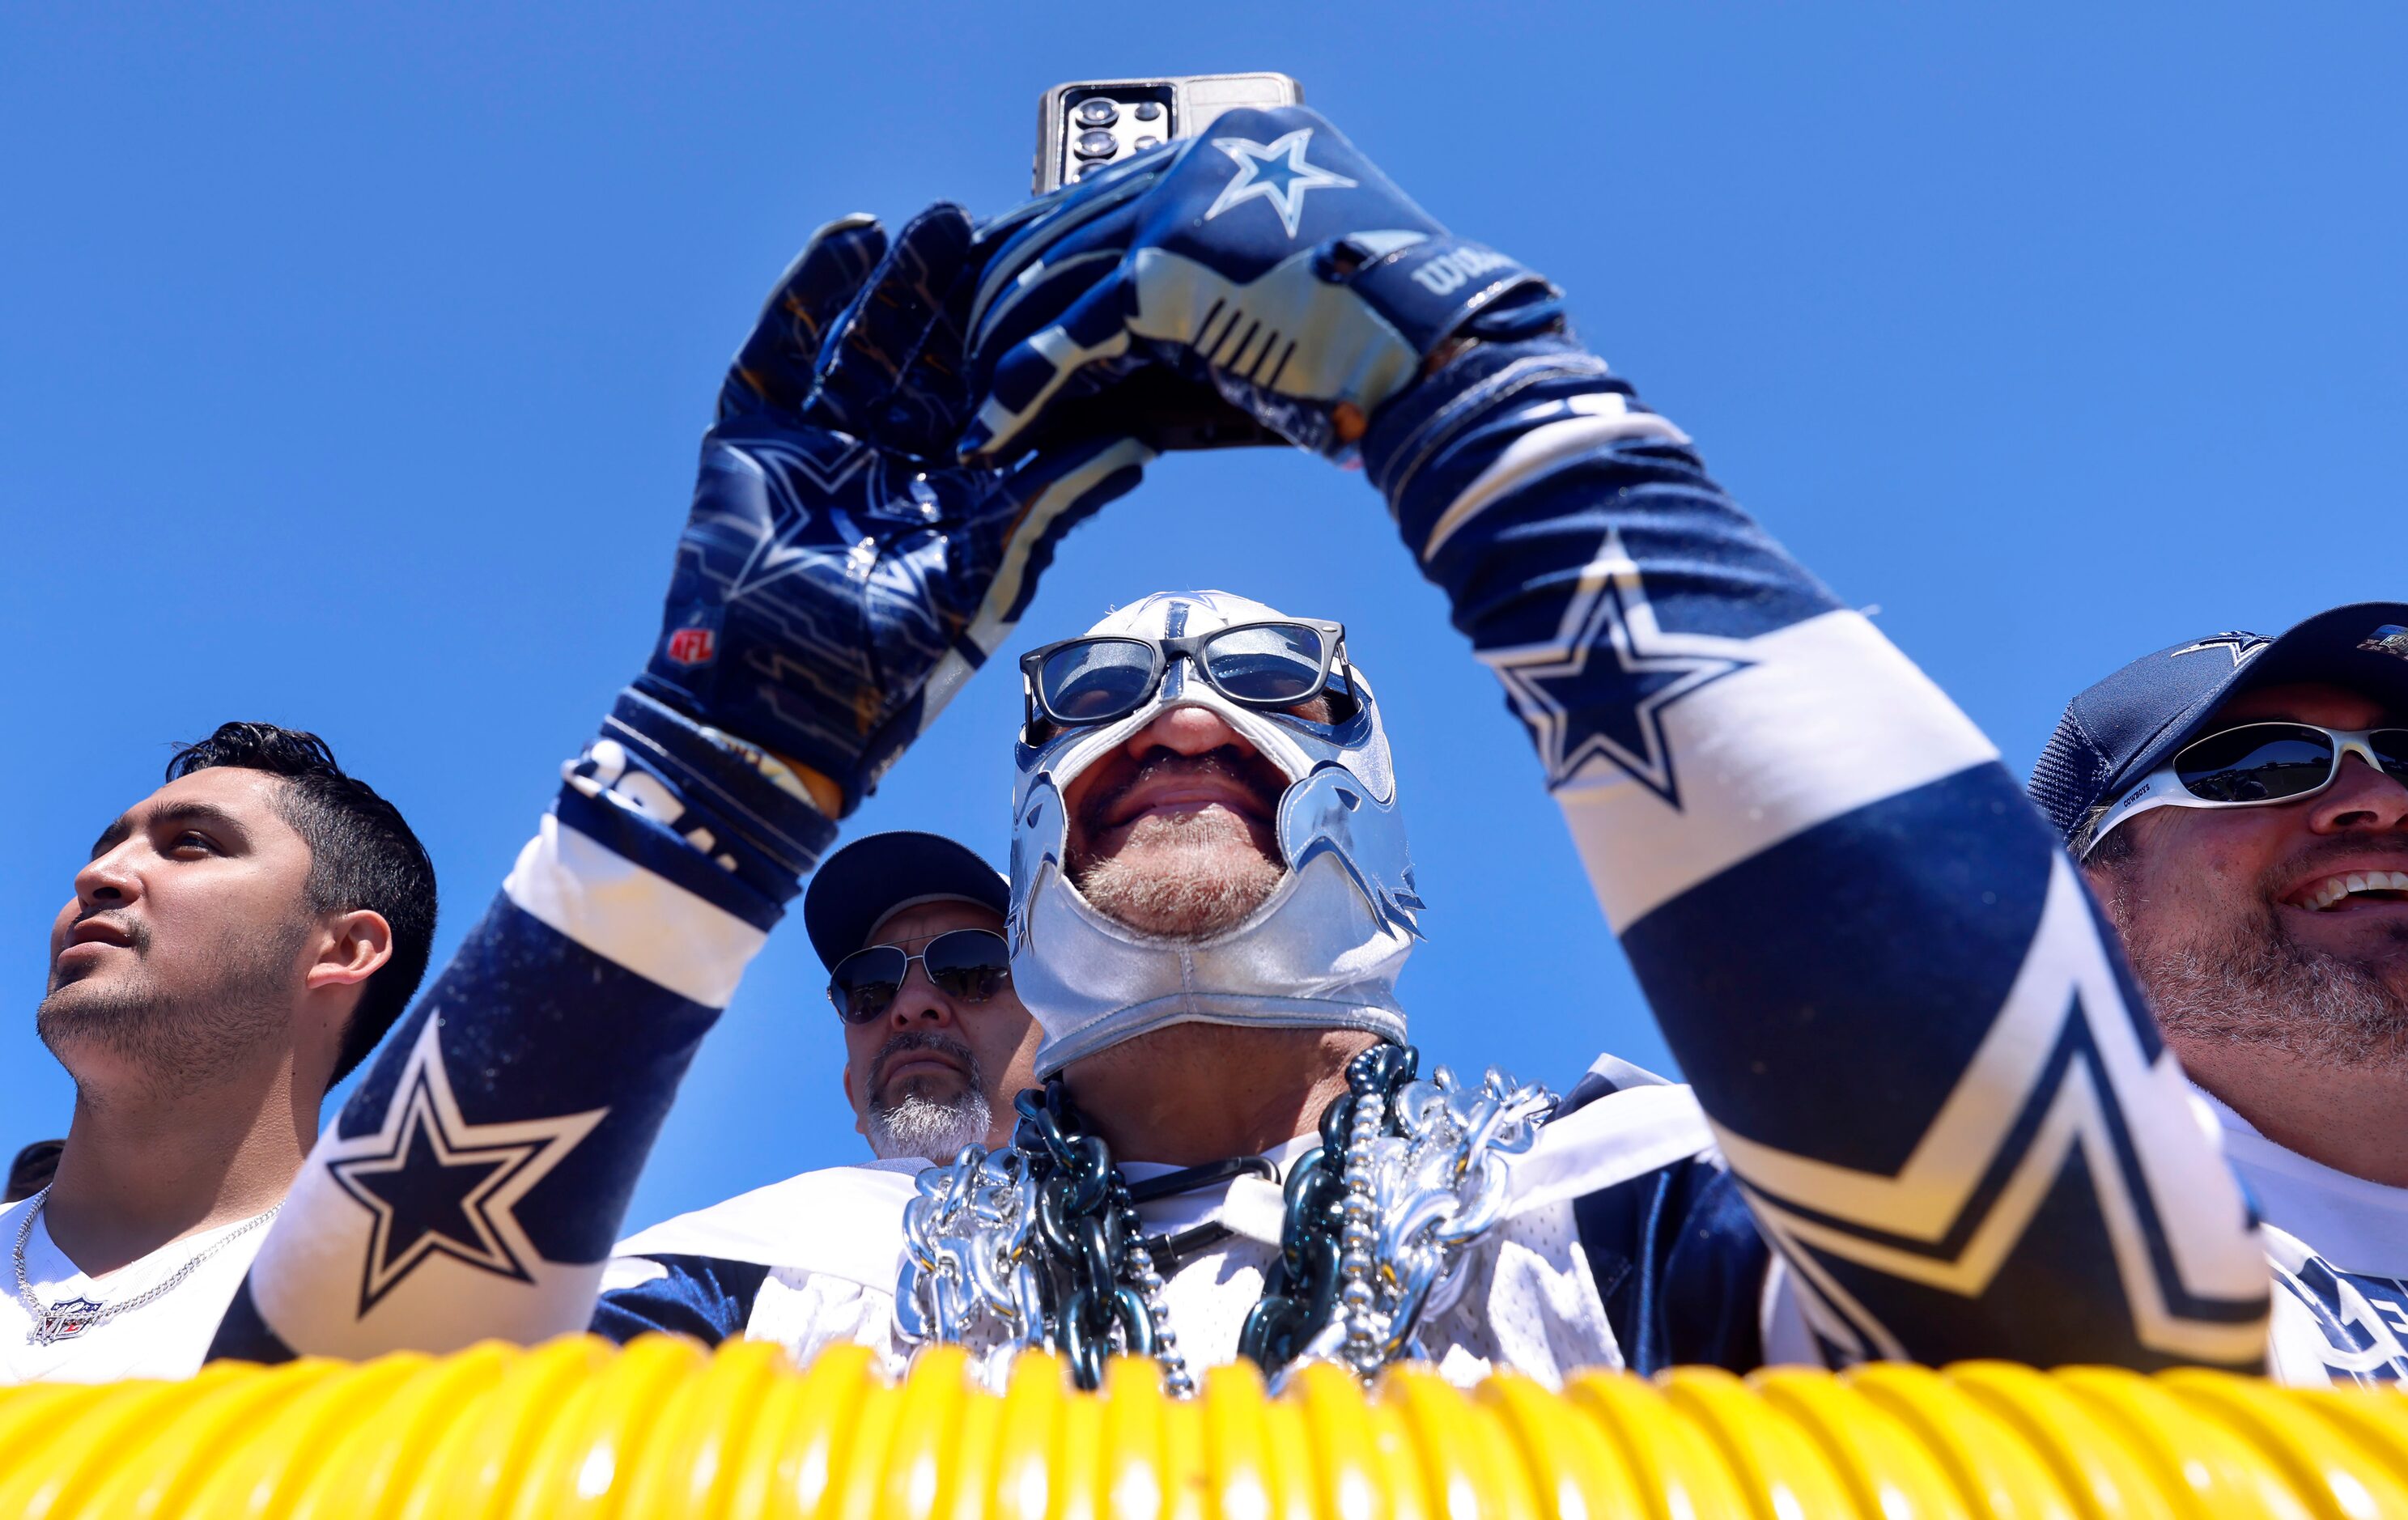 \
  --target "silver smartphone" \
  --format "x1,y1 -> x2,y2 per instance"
1033,72 -> 1304,194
